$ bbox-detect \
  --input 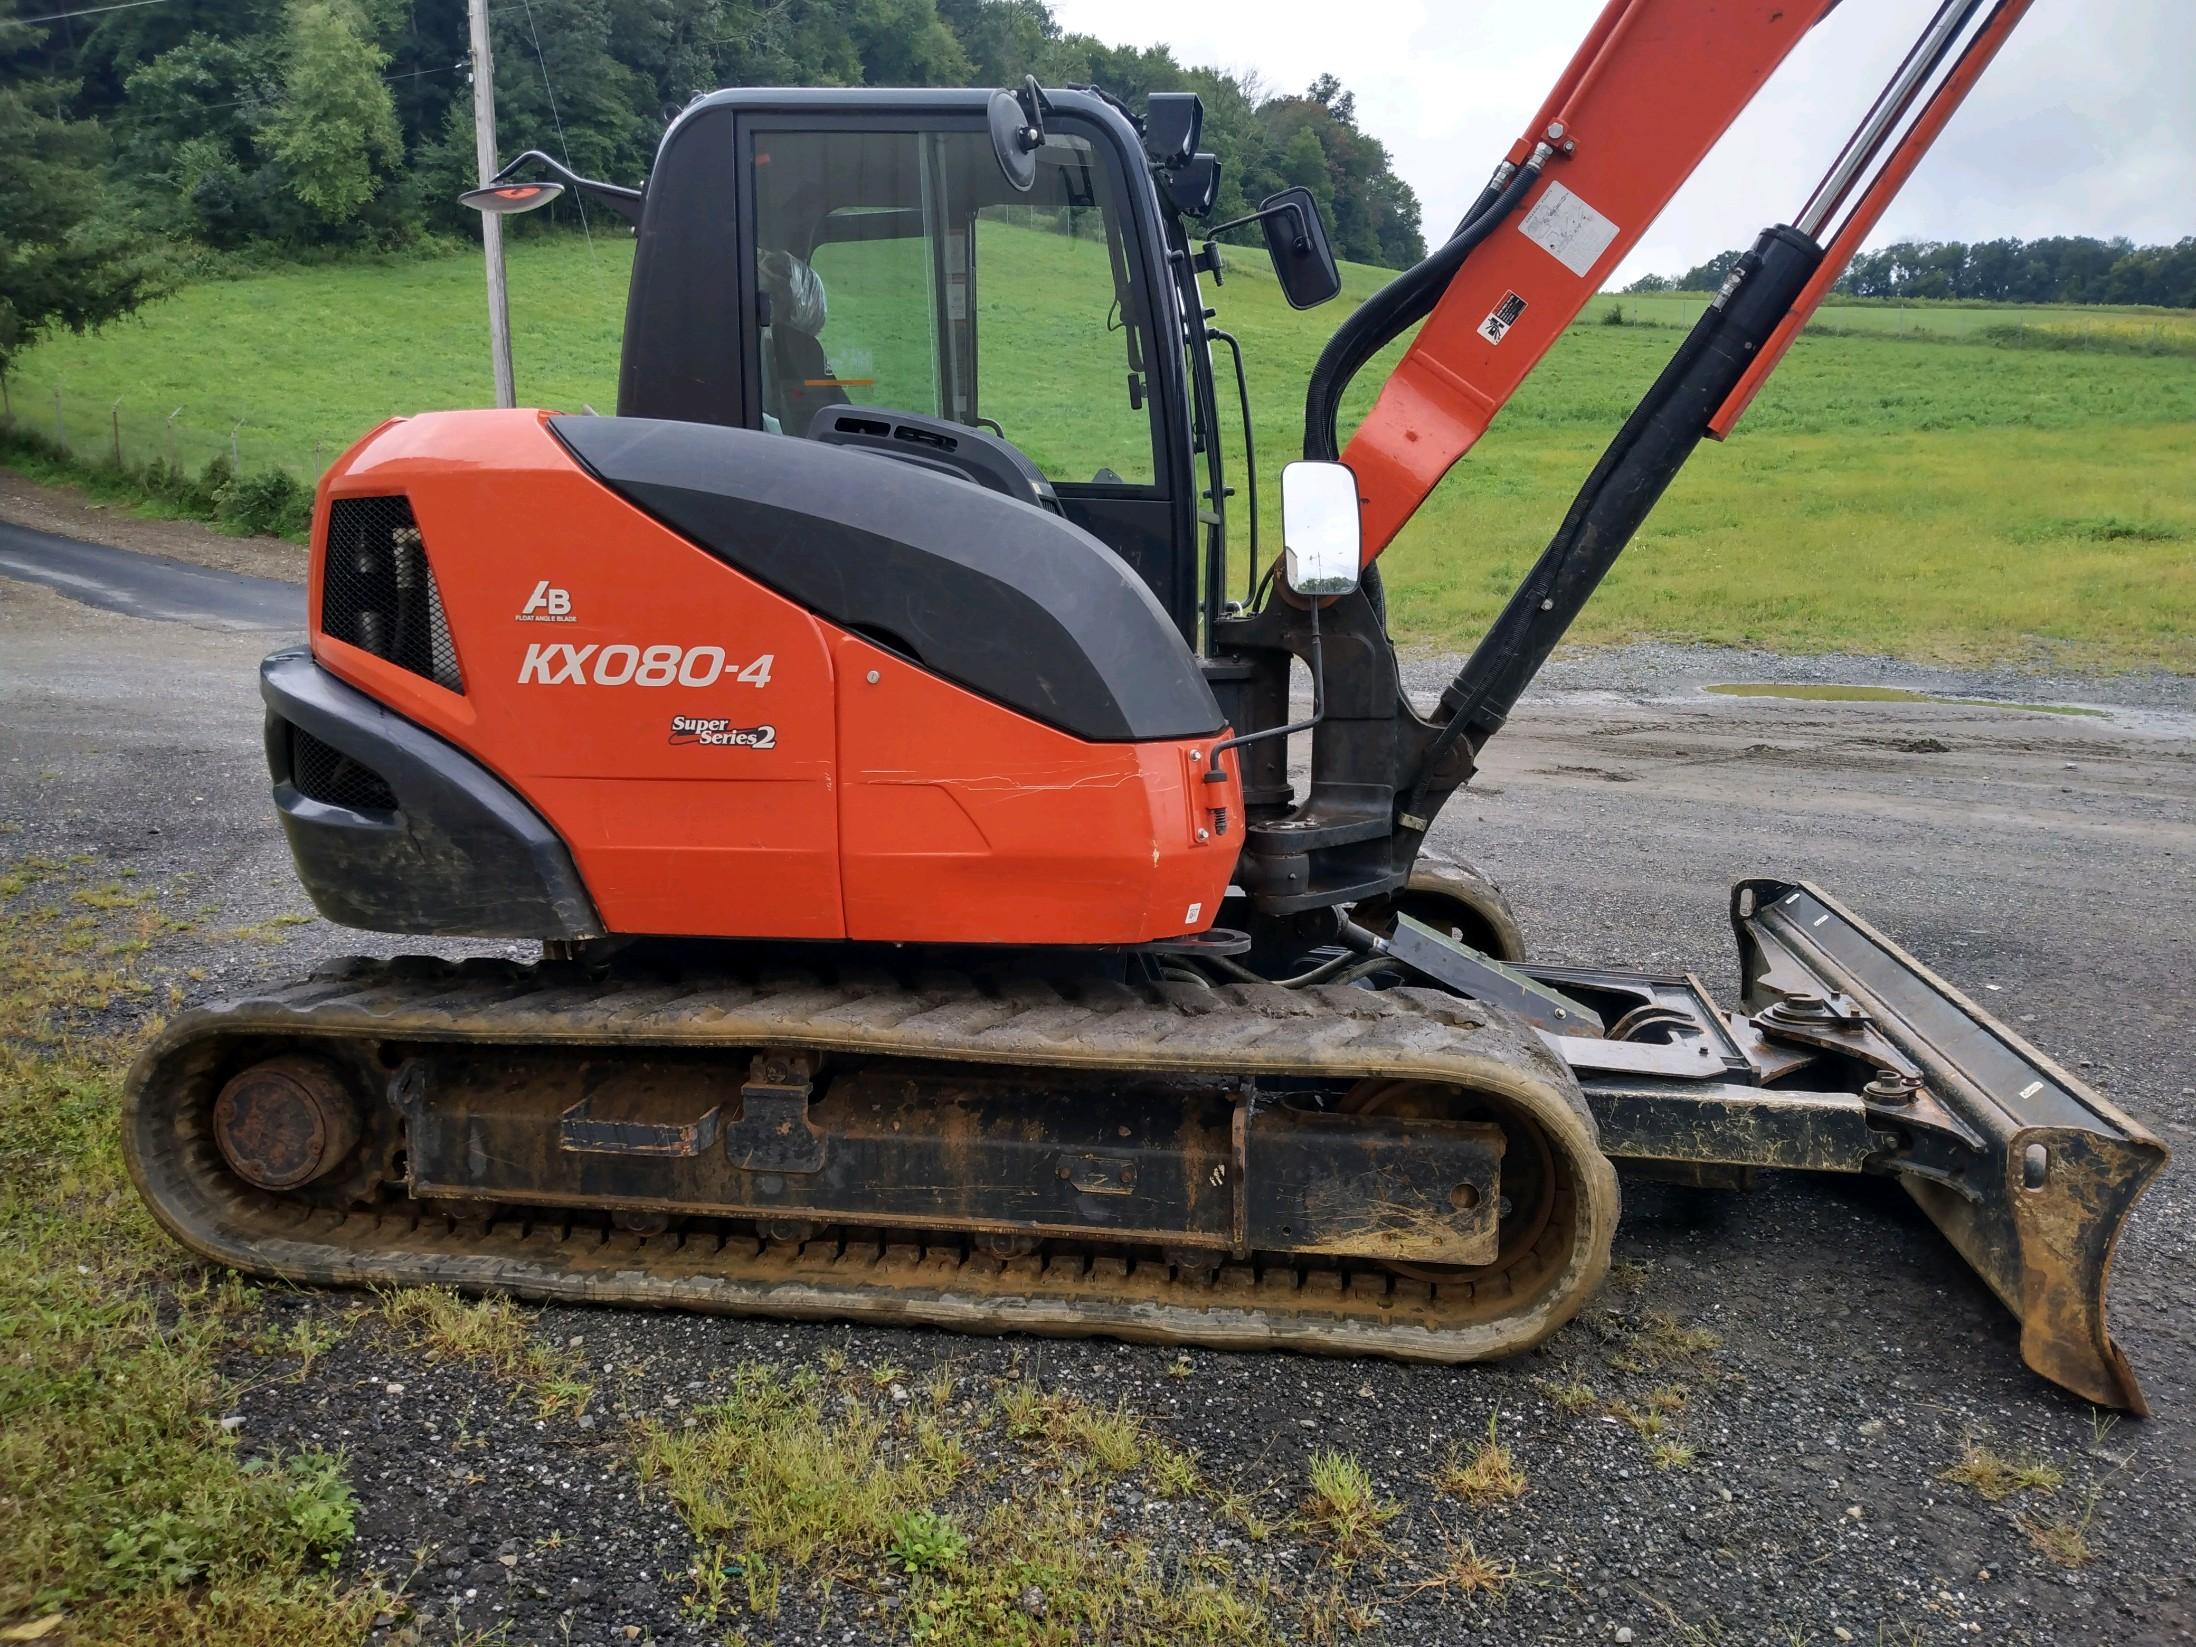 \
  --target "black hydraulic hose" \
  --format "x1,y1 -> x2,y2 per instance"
1301,159 -> 1544,463
1399,225 -> 1826,827
1447,178 -> 1504,242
